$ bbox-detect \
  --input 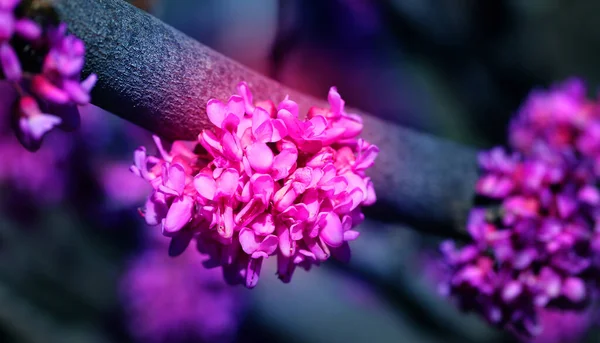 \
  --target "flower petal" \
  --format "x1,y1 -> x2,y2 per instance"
165,163 -> 186,195
319,212 -> 343,247
245,257 -> 263,288
0,43 -> 21,81
163,196 -> 193,233
239,227 -> 259,255
216,168 -> 239,198
207,99 -> 226,128
194,173 -> 217,200
251,213 -> 276,235
246,142 -> 274,173
237,81 -> 255,114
